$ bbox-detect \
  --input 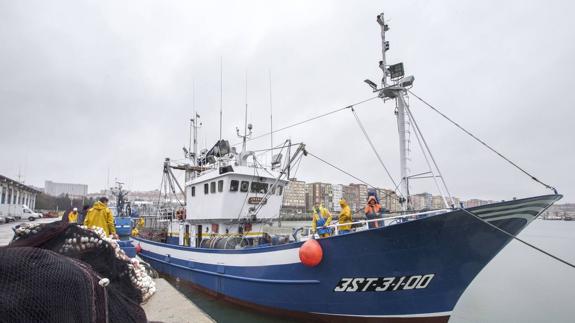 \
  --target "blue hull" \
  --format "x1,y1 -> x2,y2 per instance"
134,195 -> 560,321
